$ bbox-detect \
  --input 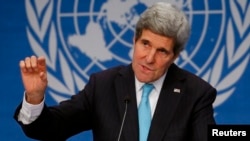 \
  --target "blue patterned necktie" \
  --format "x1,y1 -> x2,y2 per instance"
138,83 -> 154,141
